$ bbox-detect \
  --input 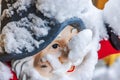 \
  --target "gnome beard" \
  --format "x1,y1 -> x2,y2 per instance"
12,28 -> 98,80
